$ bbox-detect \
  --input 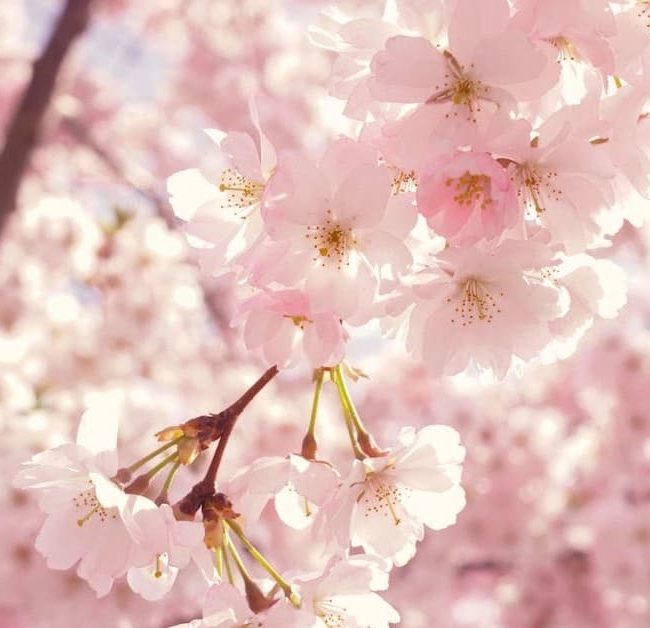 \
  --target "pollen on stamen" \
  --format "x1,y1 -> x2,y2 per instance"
427,54 -> 488,122
305,210 -> 356,269
540,266 -> 560,284
217,168 -> 265,217
361,477 -> 409,526
447,171 -> 493,209
449,278 -> 501,326
319,599 -> 349,627
391,169 -> 417,195
514,163 -> 562,216
638,2 -> 650,29
549,36 -> 579,63
72,485 -> 115,527
283,314 -> 312,330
